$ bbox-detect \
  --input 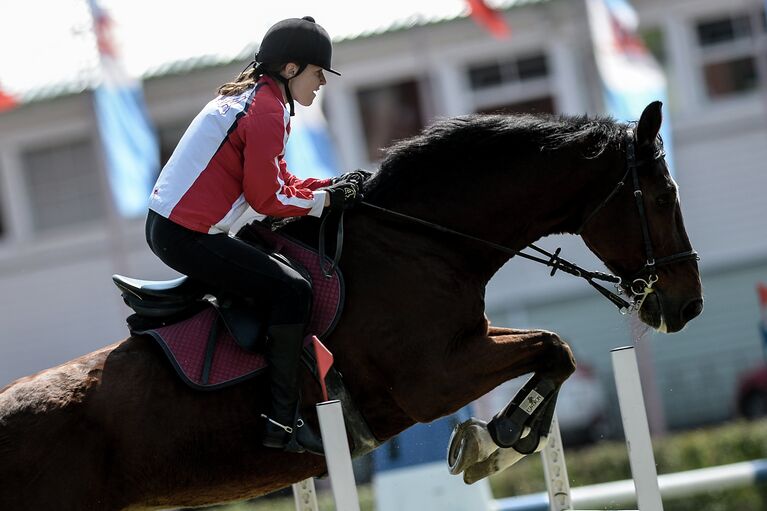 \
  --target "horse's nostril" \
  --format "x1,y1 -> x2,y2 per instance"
681,298 -> 704,323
